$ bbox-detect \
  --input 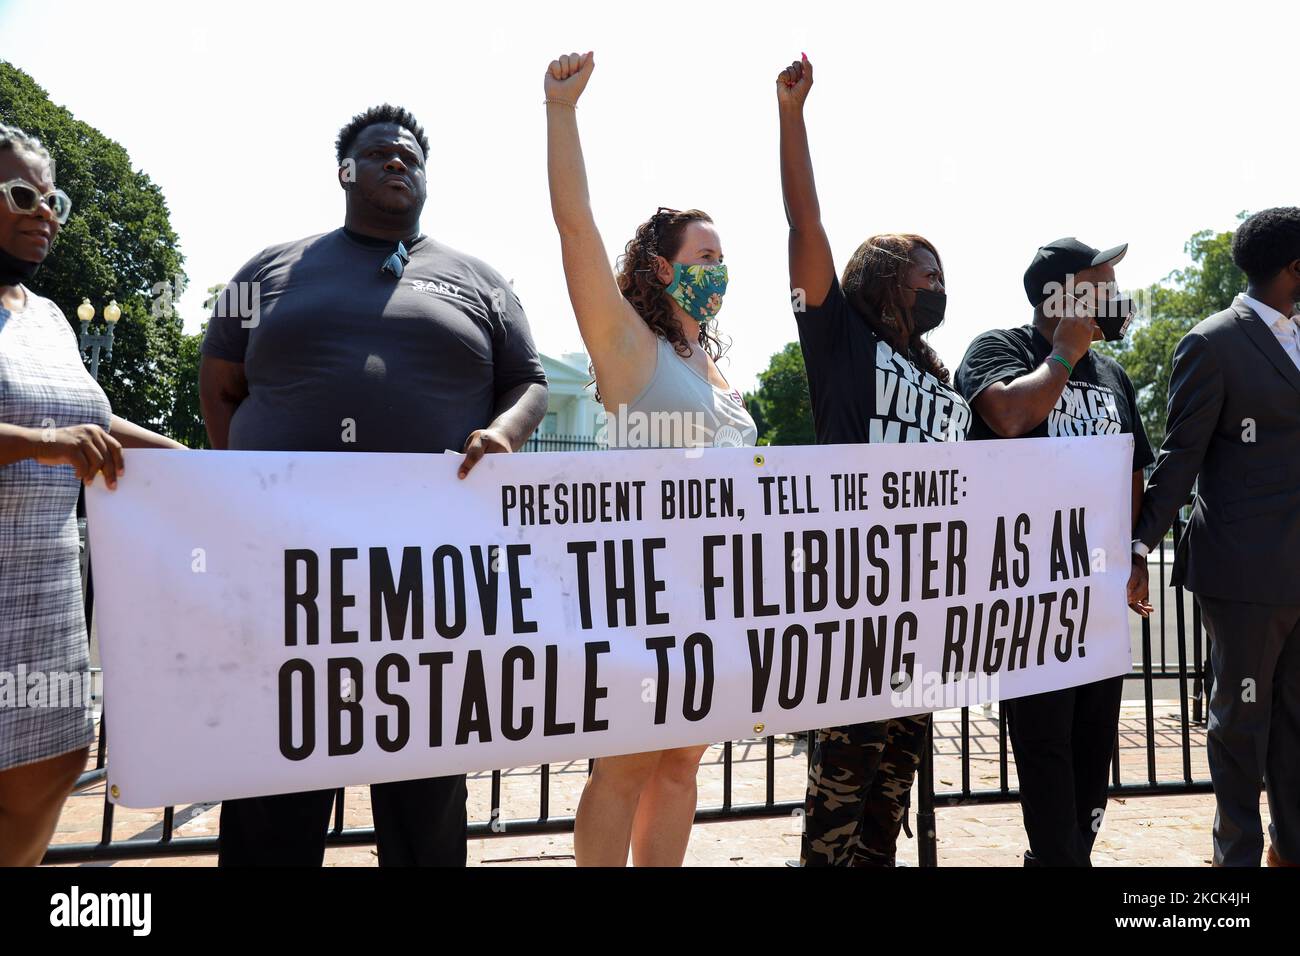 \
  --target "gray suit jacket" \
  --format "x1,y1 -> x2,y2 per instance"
1135,295 -> 1300,605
